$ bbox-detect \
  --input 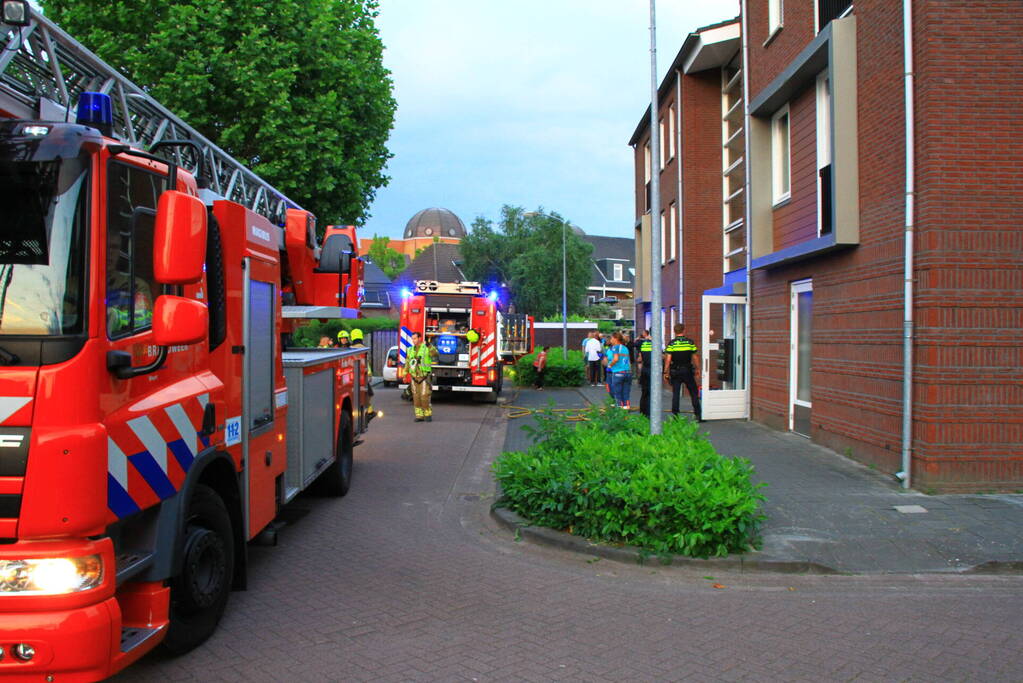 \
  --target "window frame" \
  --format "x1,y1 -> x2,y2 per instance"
105,160 -> 164,340
768,0 -> 784,36
667,104 -> 676,160
613,262 -> 624,282
669,202 -> 677,261
771,105 -> 792,205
